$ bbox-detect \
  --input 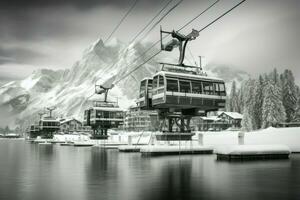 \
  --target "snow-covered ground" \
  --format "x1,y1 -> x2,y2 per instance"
196,127 -> 300,152
53,134 -> 90,142
244,127 -> 300,152
50,127 -> 300,153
